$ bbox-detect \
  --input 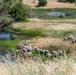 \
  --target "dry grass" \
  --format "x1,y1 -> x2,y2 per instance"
13,18 -> 76,30
23,0 -> 76,8
0,58 -> 76,75
28,37 -> 76,50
